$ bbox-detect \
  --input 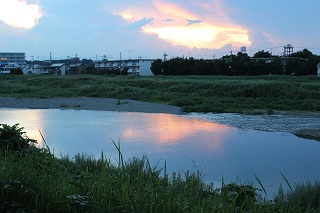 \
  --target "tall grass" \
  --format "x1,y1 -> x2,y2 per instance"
1,124 -> 320,212
1,75 -> 319,112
